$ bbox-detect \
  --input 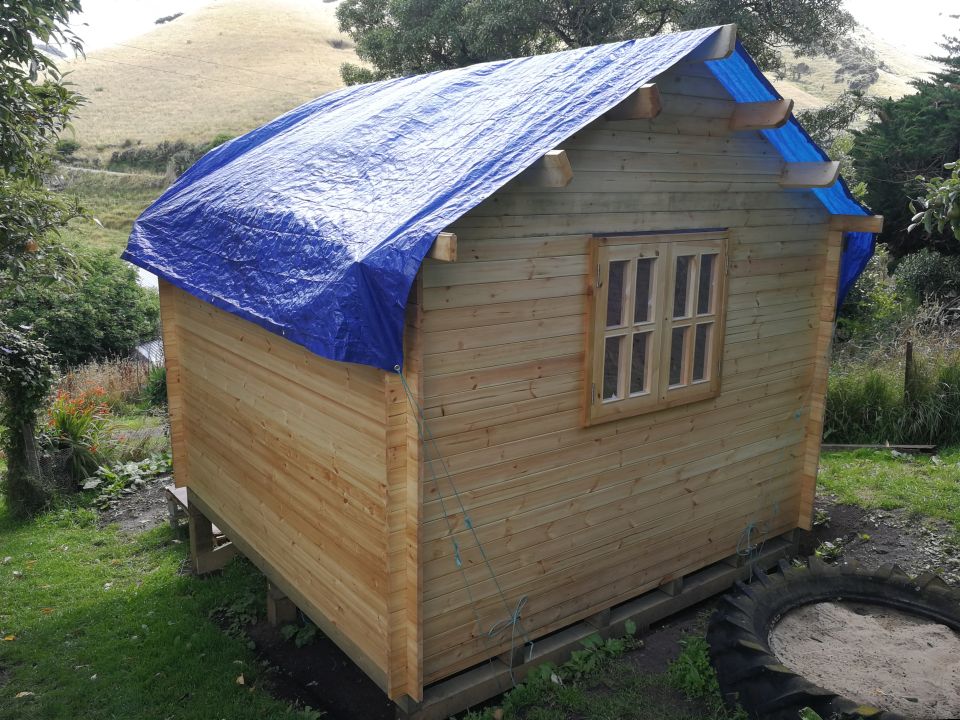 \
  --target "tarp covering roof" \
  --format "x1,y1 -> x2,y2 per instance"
123,26 -> 873,372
